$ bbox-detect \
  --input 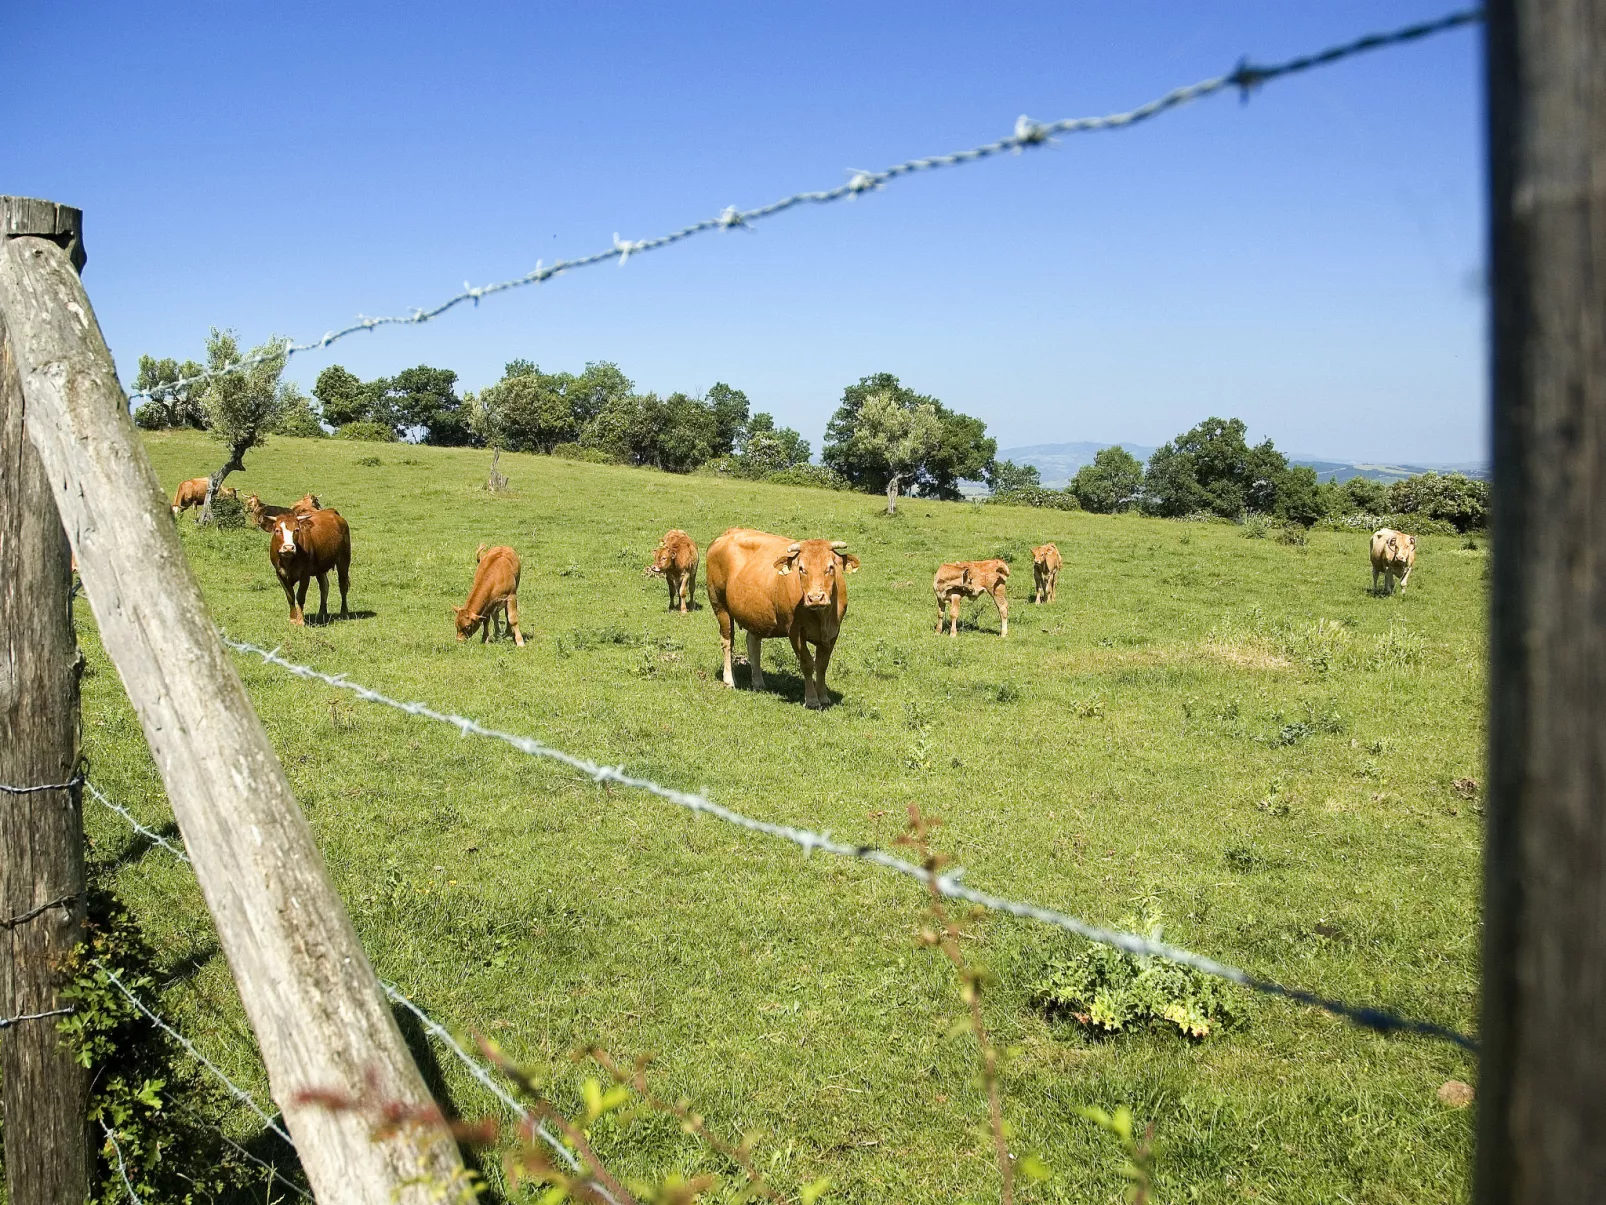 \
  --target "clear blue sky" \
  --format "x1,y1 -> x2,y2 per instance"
5,2 -> 1484,464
